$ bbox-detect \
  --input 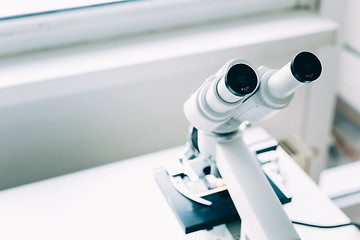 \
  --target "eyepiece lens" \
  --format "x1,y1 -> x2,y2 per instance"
291,52 -> 322,82
225,64 -> 258,96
